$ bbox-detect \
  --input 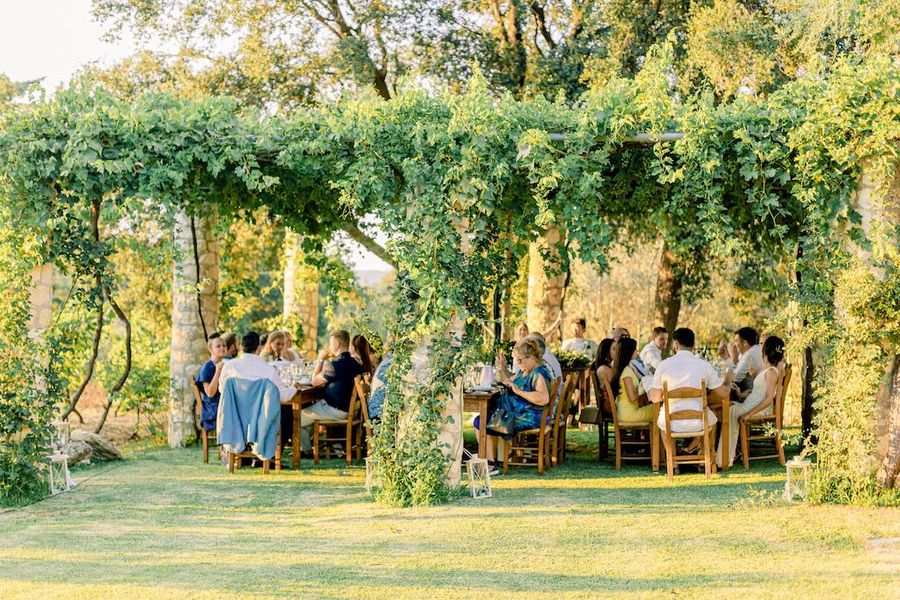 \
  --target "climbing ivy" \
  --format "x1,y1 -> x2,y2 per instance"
0,51 -> 897,506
